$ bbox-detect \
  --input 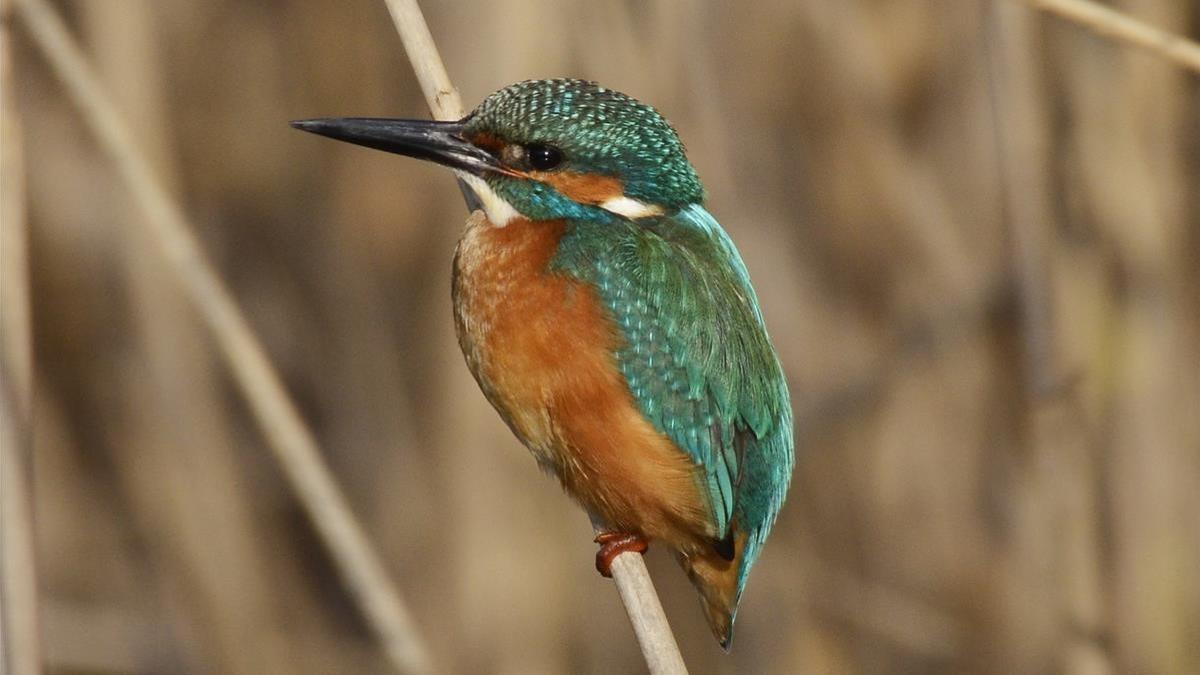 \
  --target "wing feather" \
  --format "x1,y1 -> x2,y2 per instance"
554,205 -> 793,594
